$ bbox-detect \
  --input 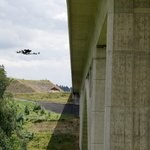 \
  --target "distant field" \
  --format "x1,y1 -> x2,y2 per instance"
14,99 -> 79,150
14,92 -> 72,104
